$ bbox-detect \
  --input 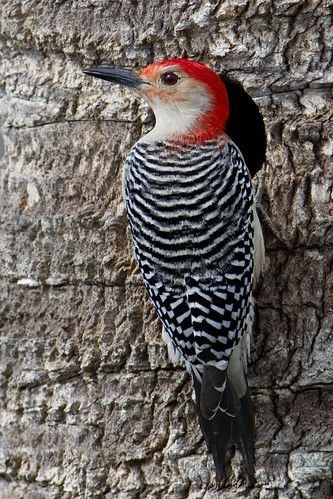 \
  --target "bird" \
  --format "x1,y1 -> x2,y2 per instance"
83,59 -> 265,485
